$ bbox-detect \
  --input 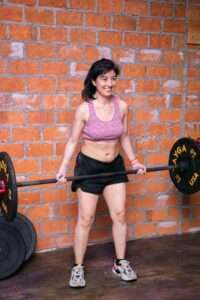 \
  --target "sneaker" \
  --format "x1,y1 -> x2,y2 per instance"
112,259 -> 138,281
69,265 -> 86,288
